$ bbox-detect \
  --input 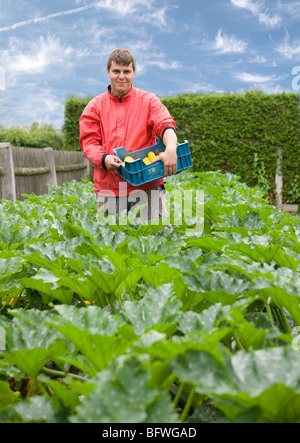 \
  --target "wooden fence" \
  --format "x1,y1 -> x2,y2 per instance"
0,143 -> 90,201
